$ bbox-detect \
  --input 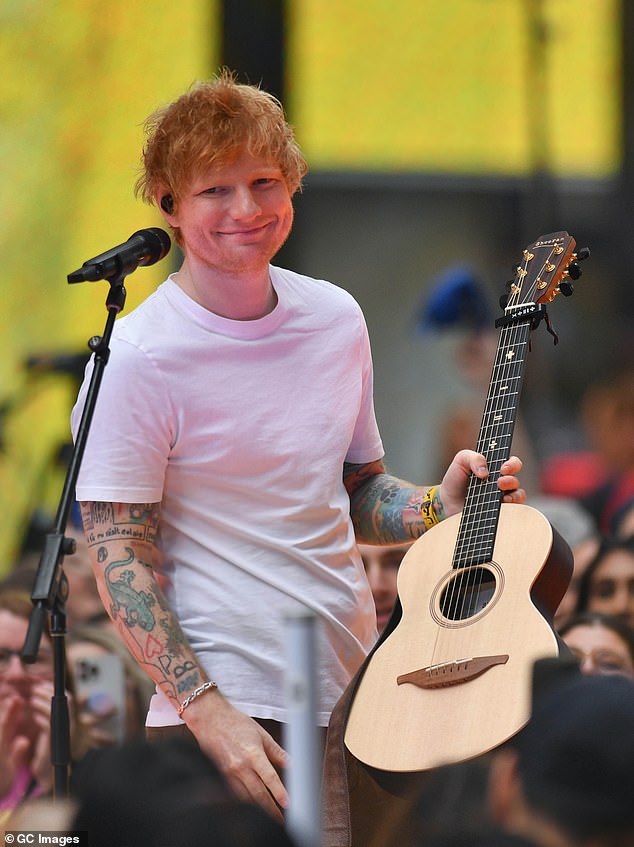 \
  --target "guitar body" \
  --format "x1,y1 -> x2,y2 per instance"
344,503 -> 572,773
